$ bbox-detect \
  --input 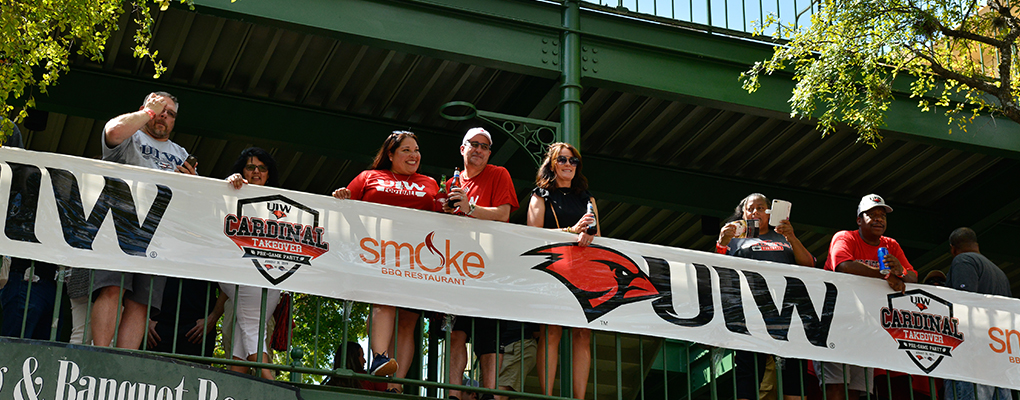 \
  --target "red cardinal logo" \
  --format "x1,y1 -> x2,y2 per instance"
524,243 -> 662,322
272,210 -> 287,219
915,302 -> 928,311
